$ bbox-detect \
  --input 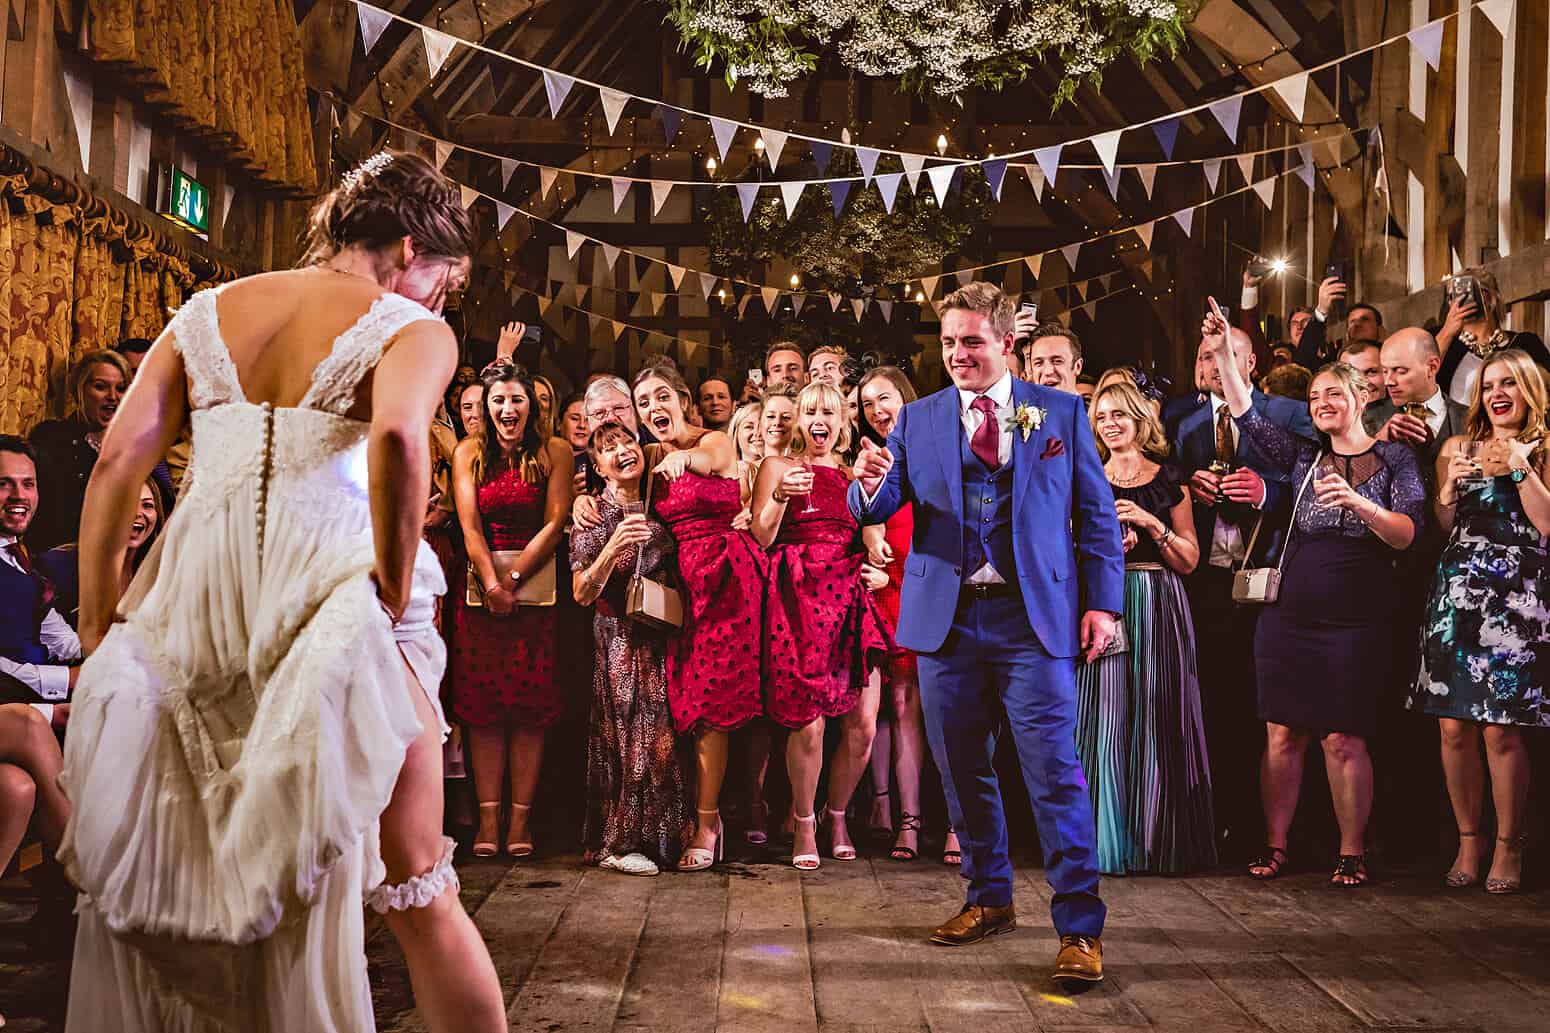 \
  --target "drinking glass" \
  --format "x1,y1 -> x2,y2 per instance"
1458,440 -> 1489,495
799,461 -> 820,515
